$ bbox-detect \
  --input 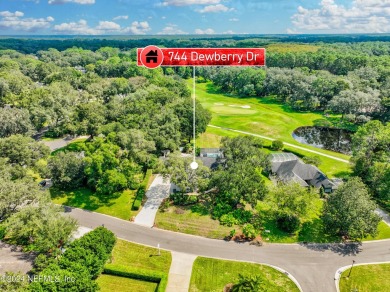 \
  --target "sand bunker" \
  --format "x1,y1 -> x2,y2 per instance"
228,104 -> 251,109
